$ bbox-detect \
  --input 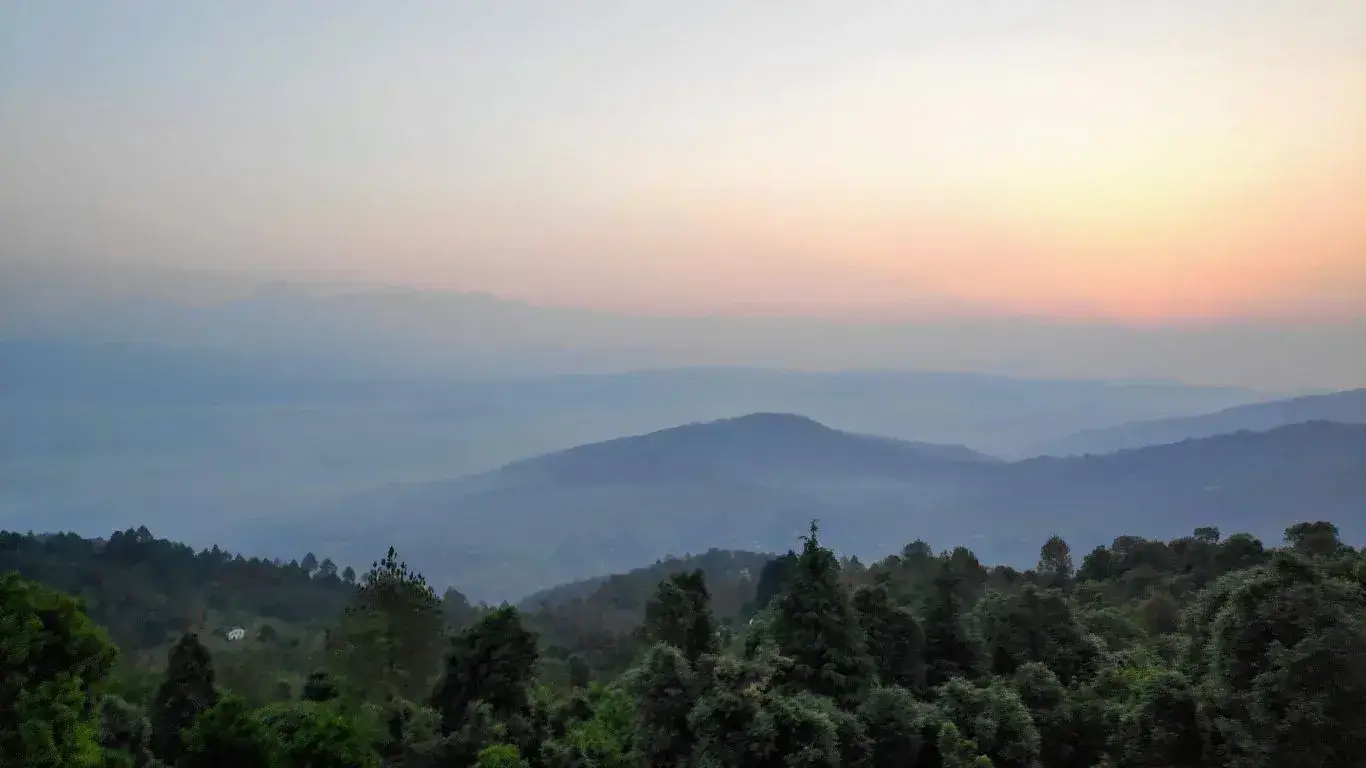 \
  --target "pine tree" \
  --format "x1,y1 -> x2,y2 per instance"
854,583 -> 925,692
630,643 -> 697,768
333,546 -> 444,702
769,520 -> 873,705
150,632 -> 220,764
921,564 -> 980,689
431,605 -> 540,734
642,569 -> 718,661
